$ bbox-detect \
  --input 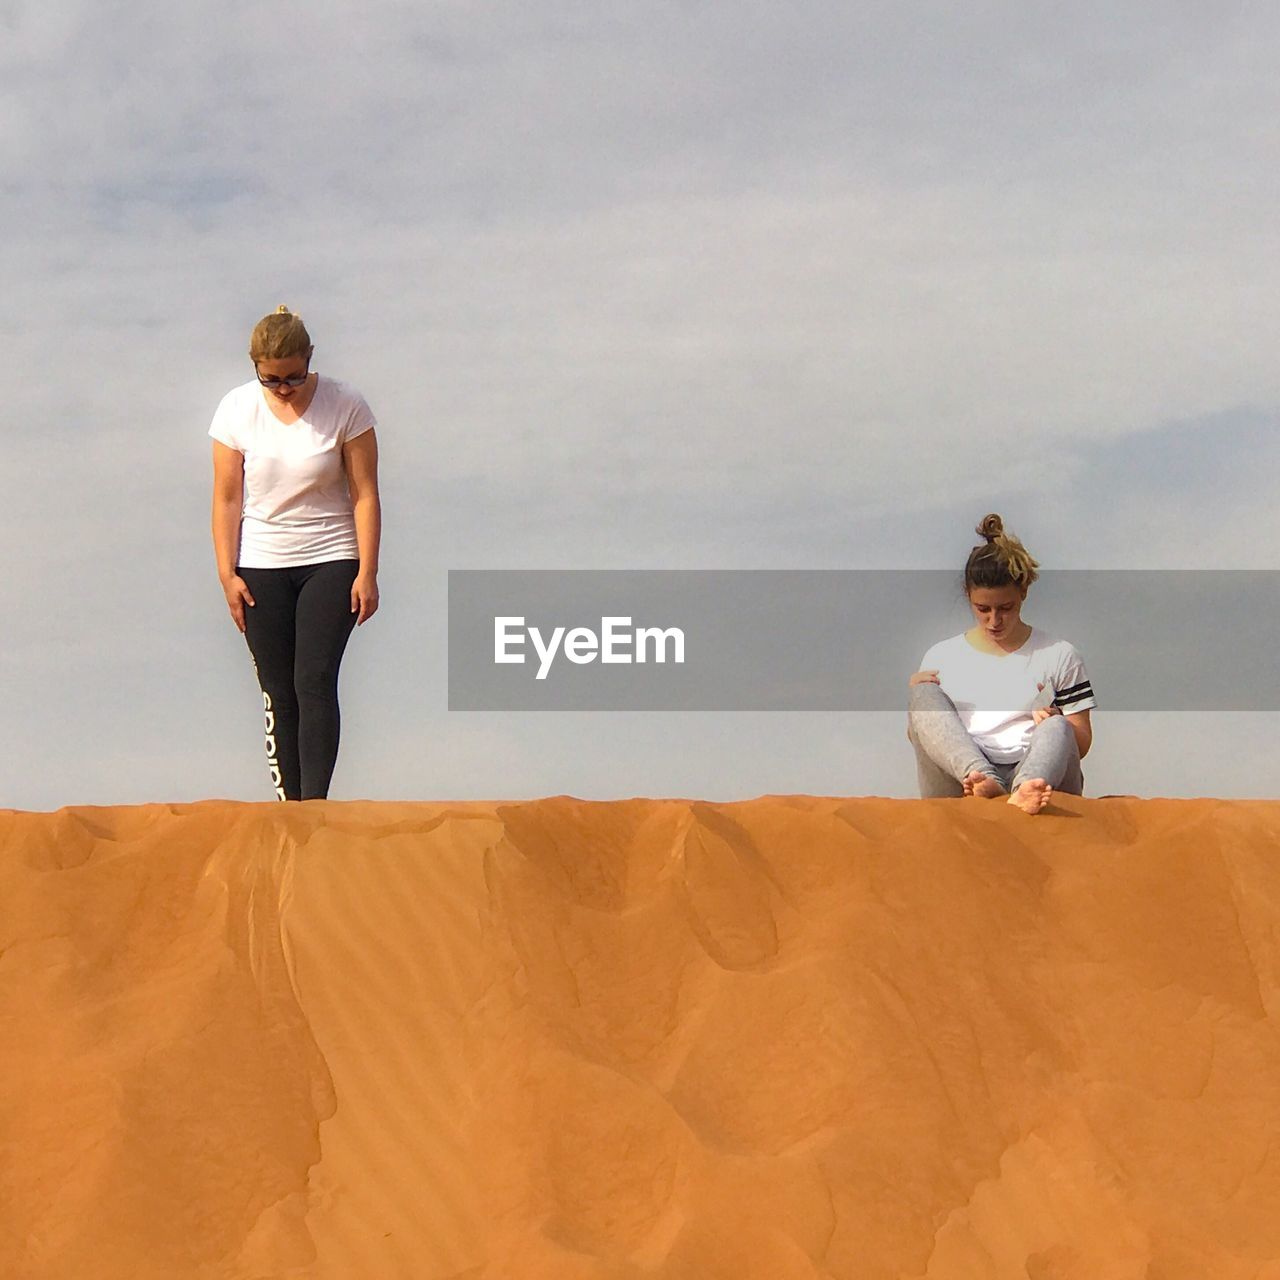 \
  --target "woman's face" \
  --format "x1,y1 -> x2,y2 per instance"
967,585 -> 1026,639
255,350 -> 312,402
